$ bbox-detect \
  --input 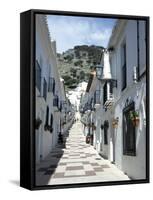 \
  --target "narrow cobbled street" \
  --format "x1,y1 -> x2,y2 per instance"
36,120 -> 129,185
